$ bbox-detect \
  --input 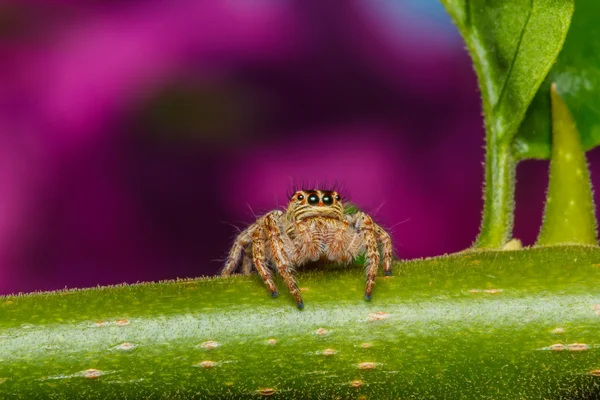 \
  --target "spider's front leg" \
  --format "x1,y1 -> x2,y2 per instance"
351,212 -> 381,301
263,211 -> 304,309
